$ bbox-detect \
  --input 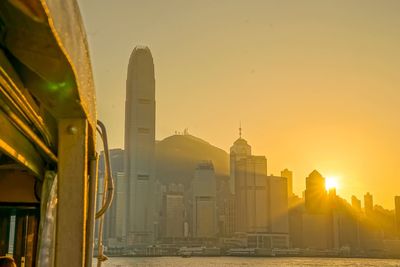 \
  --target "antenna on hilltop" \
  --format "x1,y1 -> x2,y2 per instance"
239,121 -> 242,138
